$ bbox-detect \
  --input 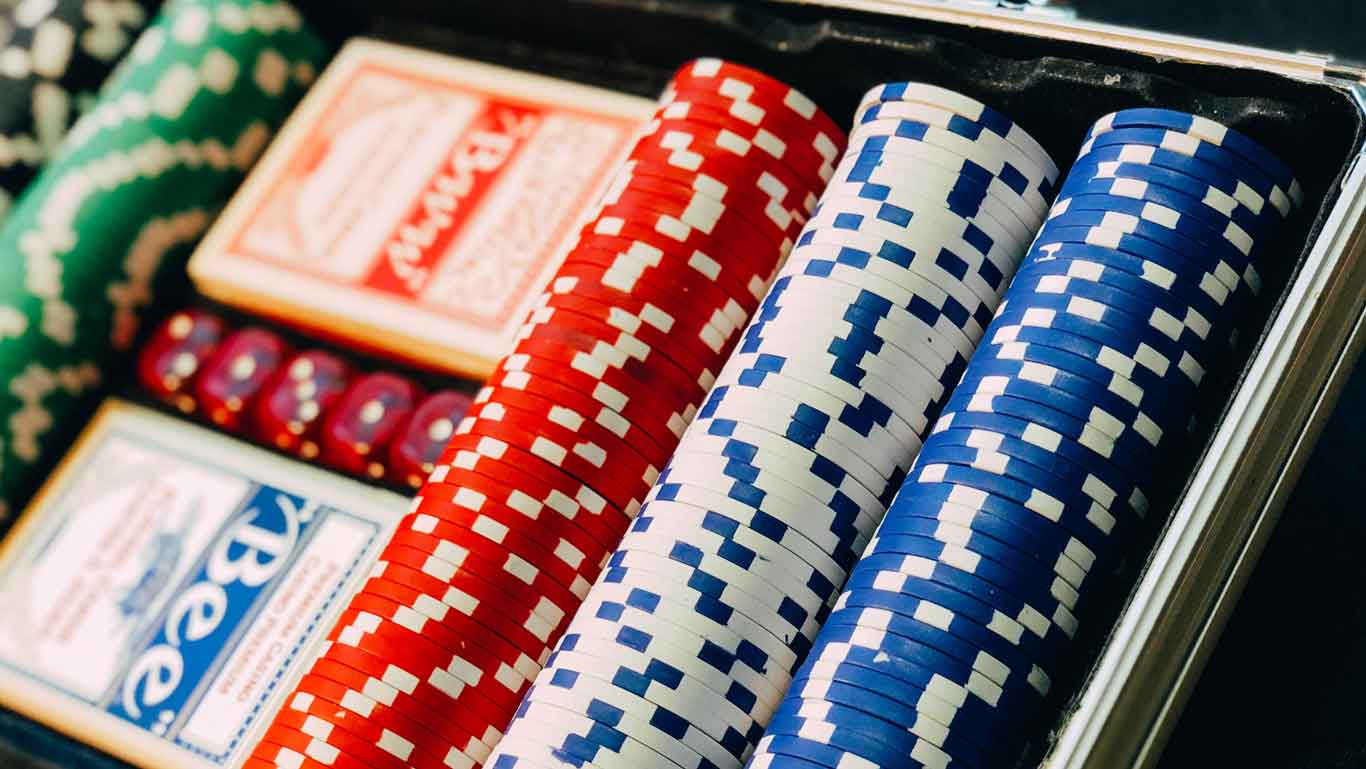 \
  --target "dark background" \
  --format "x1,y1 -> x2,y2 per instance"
1073,2 -> 1366,767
